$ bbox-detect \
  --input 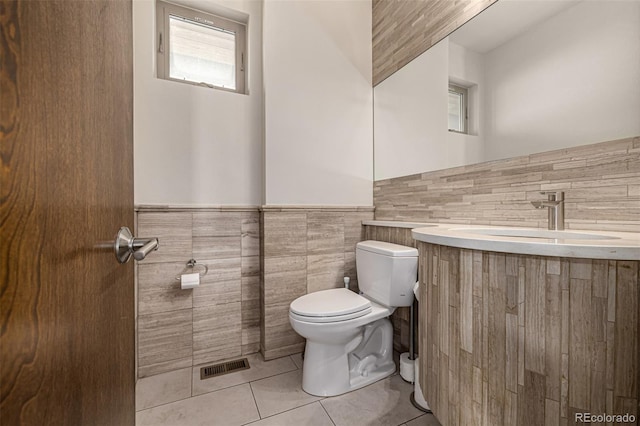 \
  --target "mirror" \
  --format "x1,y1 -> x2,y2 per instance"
373,0 -> 640,180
